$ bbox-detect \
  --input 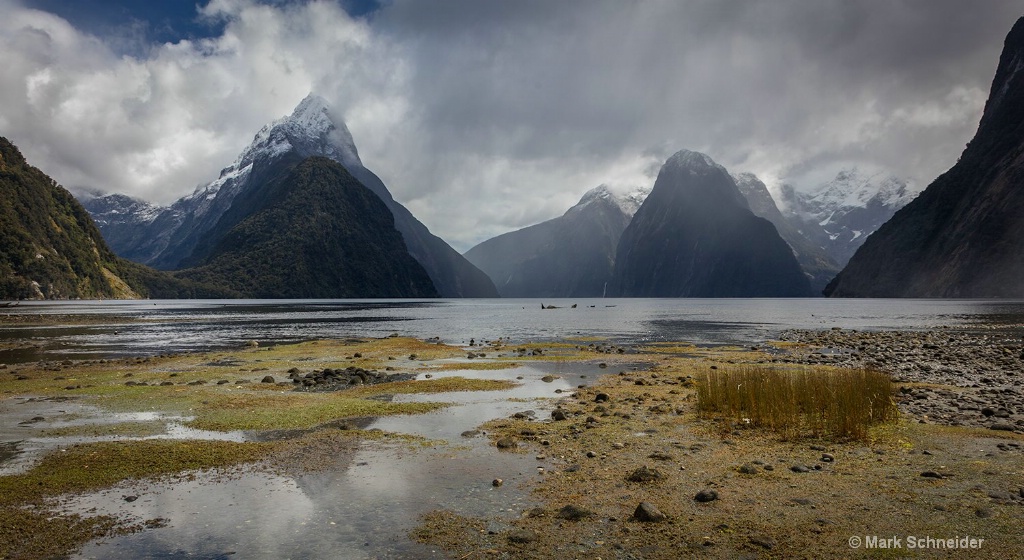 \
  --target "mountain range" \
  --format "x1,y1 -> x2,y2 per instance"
464,185 -> 645,297
83,95 -> 497,298
826,16 -> 1024,297
0,137 -> 231,300
612,151 -> 812,297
